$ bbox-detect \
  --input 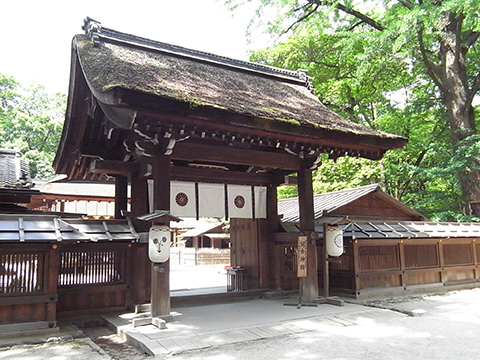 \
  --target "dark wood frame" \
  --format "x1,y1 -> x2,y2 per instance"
0,241 -> 149,328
